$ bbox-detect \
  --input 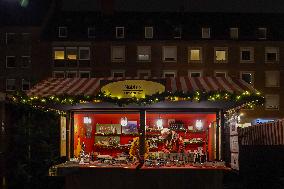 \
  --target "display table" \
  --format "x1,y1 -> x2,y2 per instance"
51,163 -> 230,189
